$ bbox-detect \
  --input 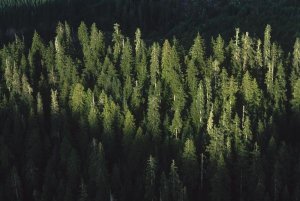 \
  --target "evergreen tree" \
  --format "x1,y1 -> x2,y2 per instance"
274,61 -> 287,114
112,23 -> 124,63
255,39 -> 263,70
134,28 -> 148,89
190,81 -> 205,131
292,38 -> 300,87
291,79 -> 300,112
28,31 -> 45,93
212,34 -> 225,65
241,32 -> 254,70
97,56 -> 121,101
0,20 -> 299,201
70,83 -> 86,115
170,108 -> 183,139
169,160 -> 182,201
78,21 -> 89,60
230,28 -> 242,76
241,71 -> 262,111
123,109 -> 136,152
146,94 -> 161,138
150,43 -> 161,88
186,59 -> 199,98
264,25 -> 272,67
190,33 -> 206,76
